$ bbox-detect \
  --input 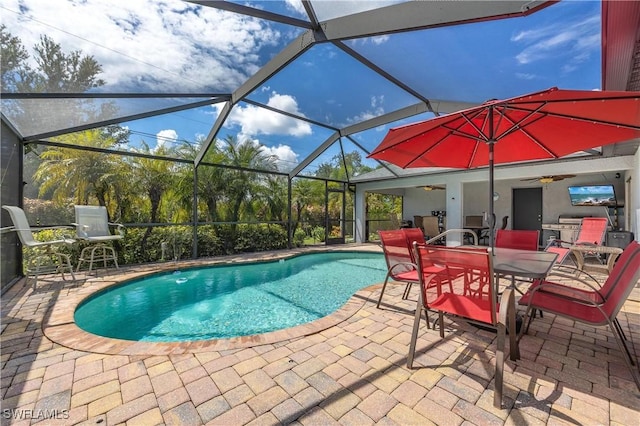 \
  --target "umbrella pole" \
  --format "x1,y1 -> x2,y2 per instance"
488,105 -> 496,251
489,139 -> 495,249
